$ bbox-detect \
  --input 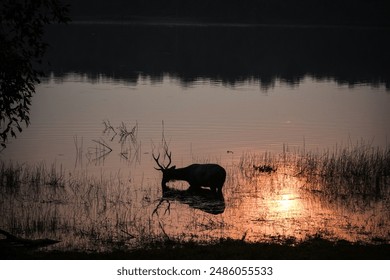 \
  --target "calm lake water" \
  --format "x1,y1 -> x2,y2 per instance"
1,23 -> 389,250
